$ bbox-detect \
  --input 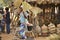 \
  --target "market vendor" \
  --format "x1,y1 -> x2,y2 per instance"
19,3 -> 34,38
19,5 -> 29,39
